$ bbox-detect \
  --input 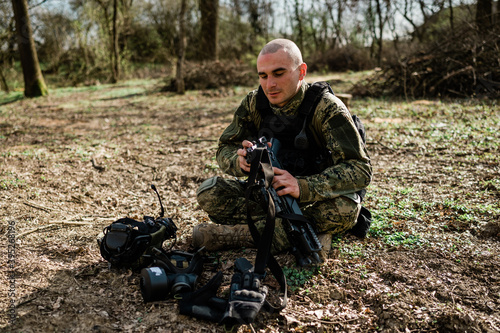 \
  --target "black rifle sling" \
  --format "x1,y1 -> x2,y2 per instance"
246,146 -> 274,272
245,145 -> 287,312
